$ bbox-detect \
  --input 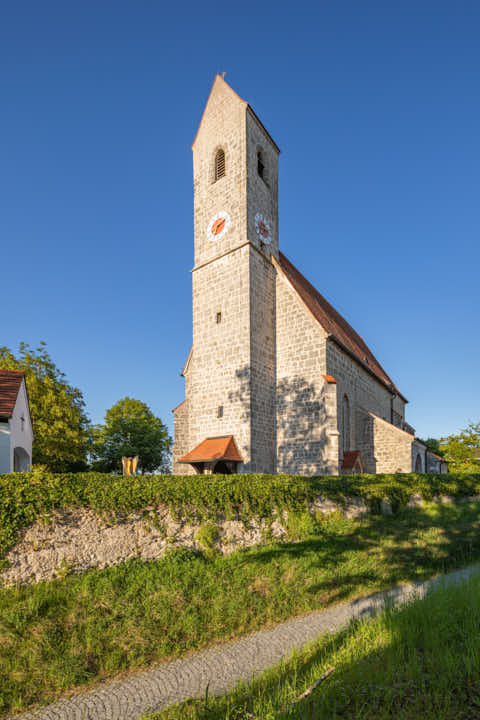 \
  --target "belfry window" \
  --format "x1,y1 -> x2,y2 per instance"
214,149 -> 225,181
